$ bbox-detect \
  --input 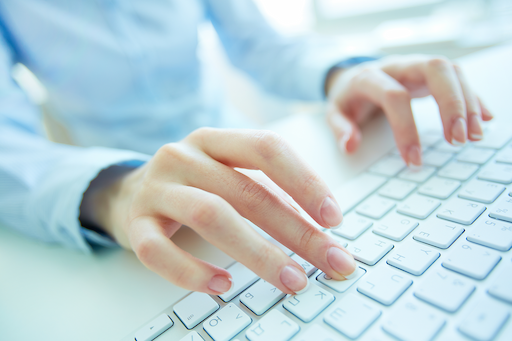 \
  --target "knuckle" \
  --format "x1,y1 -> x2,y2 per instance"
252,242 -> 274,272
134,234 -> 160,266
188,127 -> 215,142
238,180 -> 273,212
189,196 -> 225,230
301,172 -> 321,196
427,56 -> 450,69
253,130 -> 287,160
442,94 -> 465,113
297,227 -> 318,255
